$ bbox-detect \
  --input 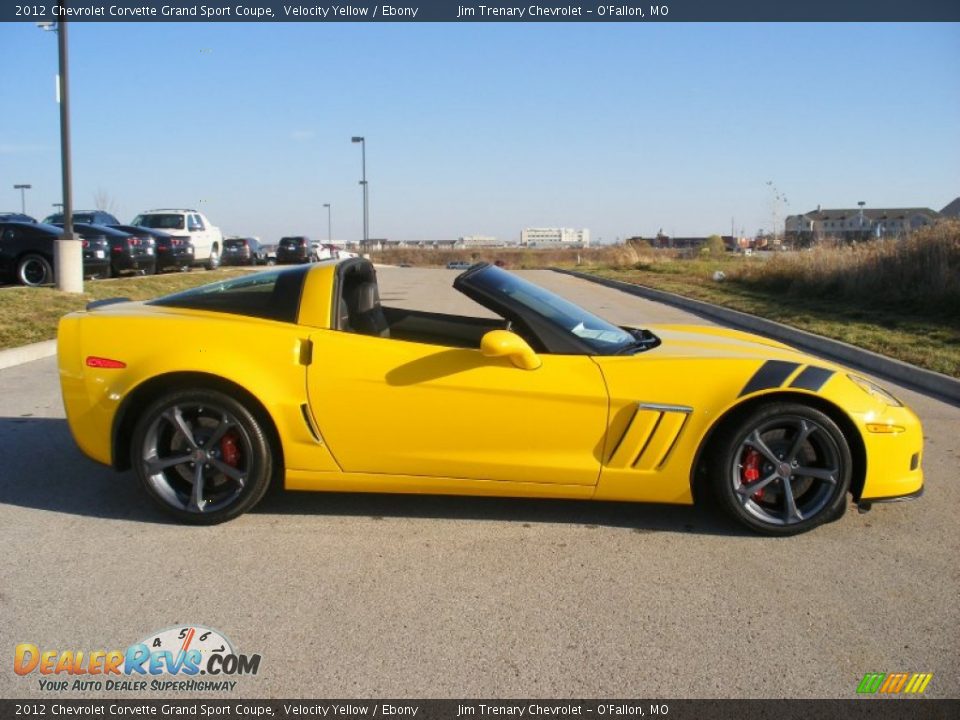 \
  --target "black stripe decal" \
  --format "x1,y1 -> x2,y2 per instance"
790,366 -> 835,392
739,360 -> 800,397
